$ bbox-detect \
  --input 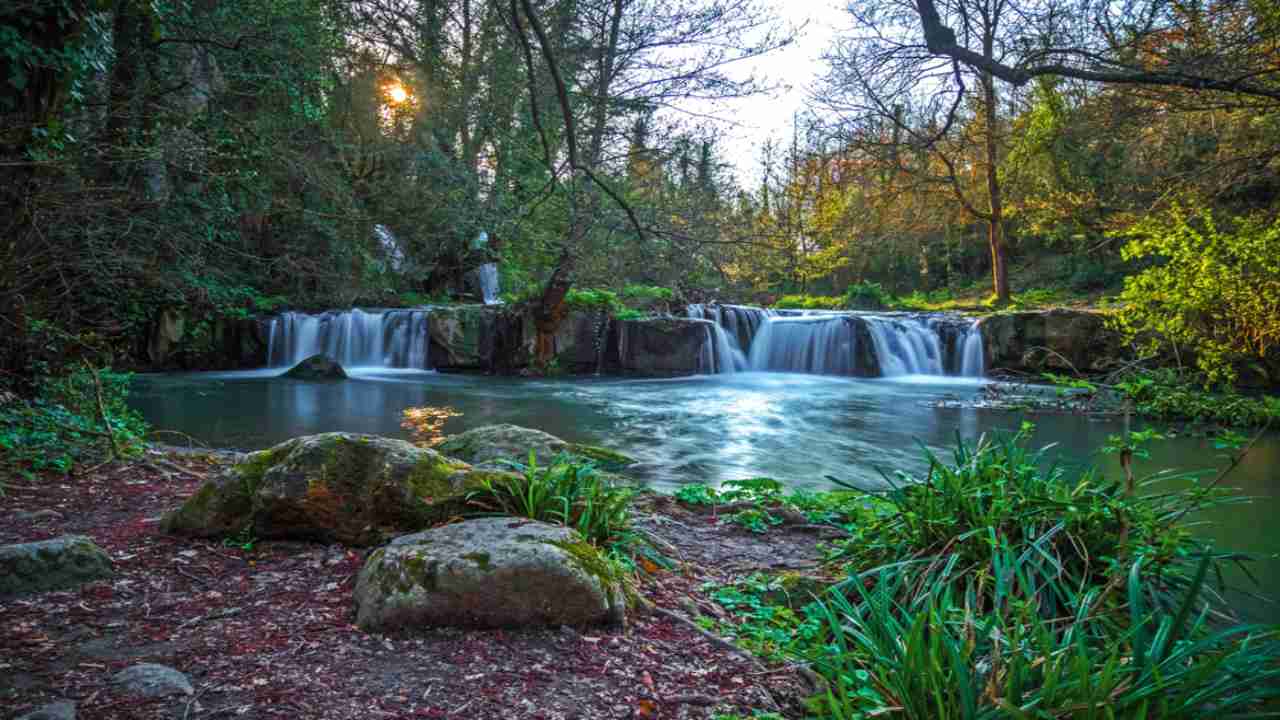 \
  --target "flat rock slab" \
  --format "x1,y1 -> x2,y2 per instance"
0,535 -> 113,597
354,518 -> 625,631
15,701 -> 76,720
113,663 -> 193,698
